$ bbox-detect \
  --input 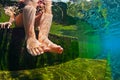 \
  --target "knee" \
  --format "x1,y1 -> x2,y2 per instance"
23,5 -> 36,12
24,0 -> 38,8
42,13 -> 53,19
44,1 -> 52,14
